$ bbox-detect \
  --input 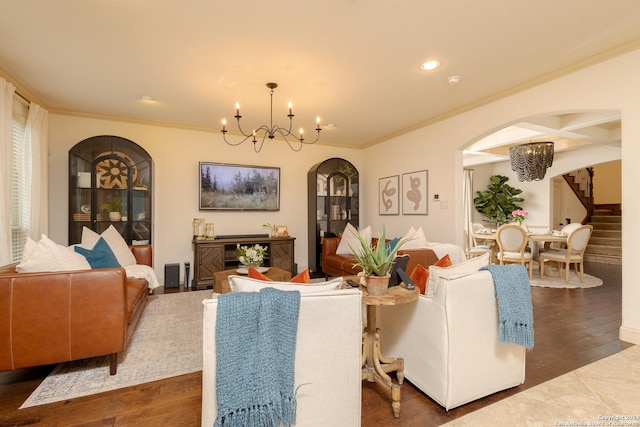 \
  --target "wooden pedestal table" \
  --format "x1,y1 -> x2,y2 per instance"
359,281 -> 419,418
